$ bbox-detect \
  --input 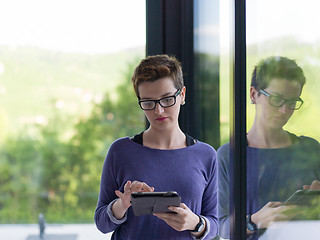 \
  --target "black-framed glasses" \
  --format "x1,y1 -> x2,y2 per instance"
138,89 -> 181,110
259,89 -> 303,110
